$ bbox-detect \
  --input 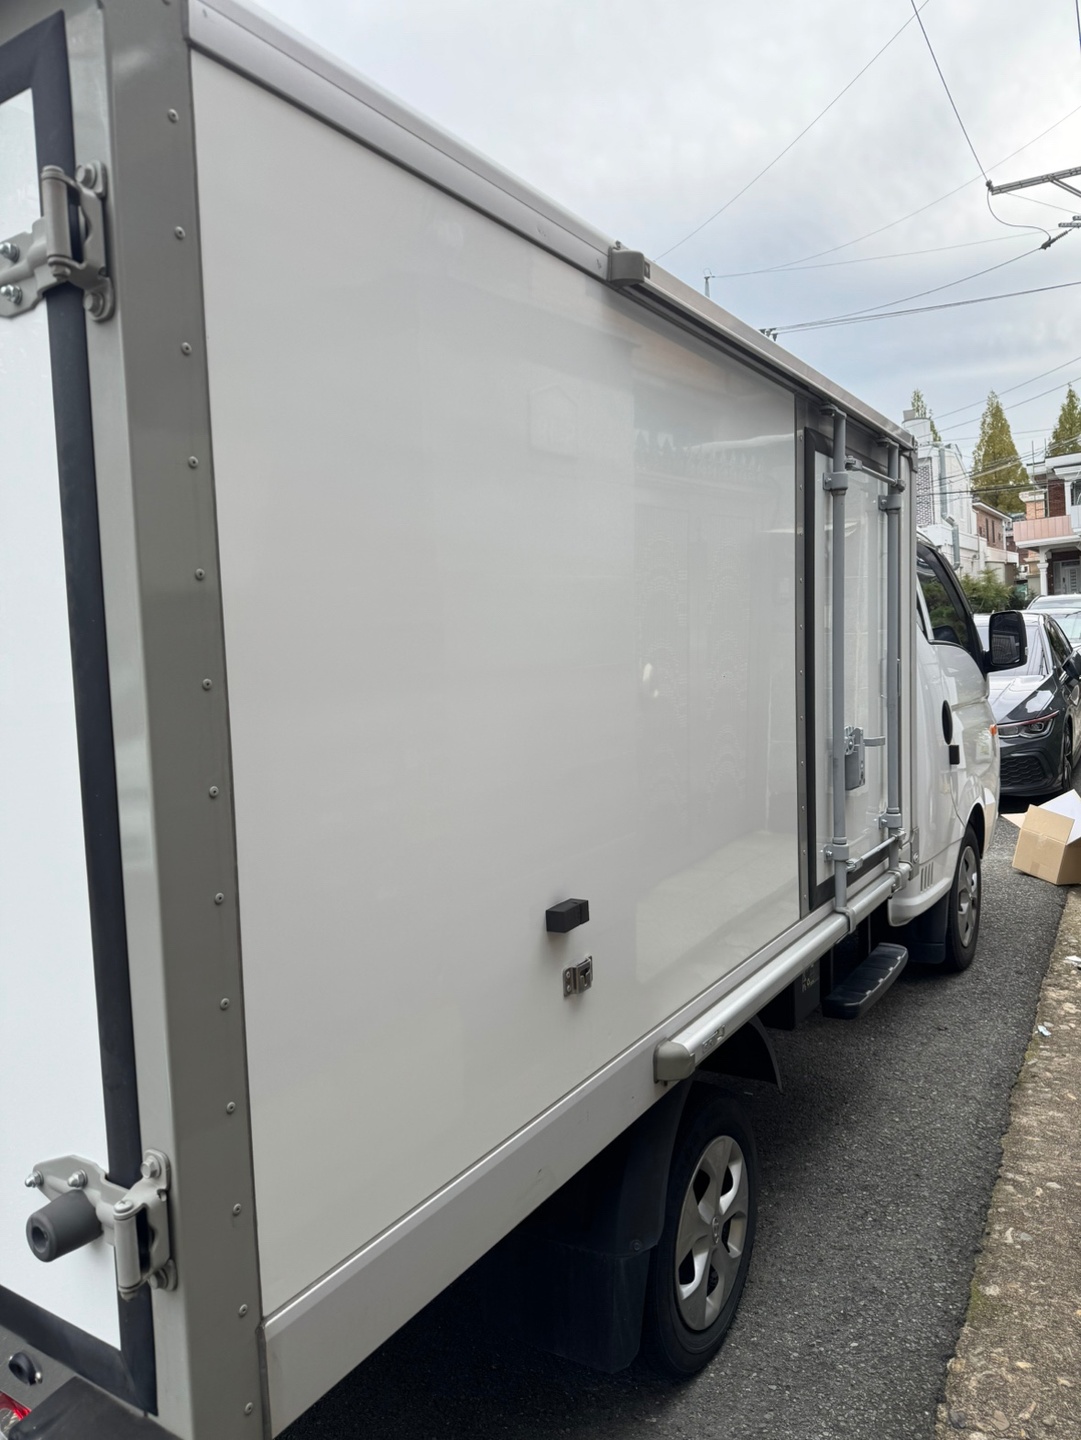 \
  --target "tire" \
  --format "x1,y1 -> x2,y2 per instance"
1060,721 -> 1075,795
942,824 -> 981,973
640,1093 -> 758,1377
